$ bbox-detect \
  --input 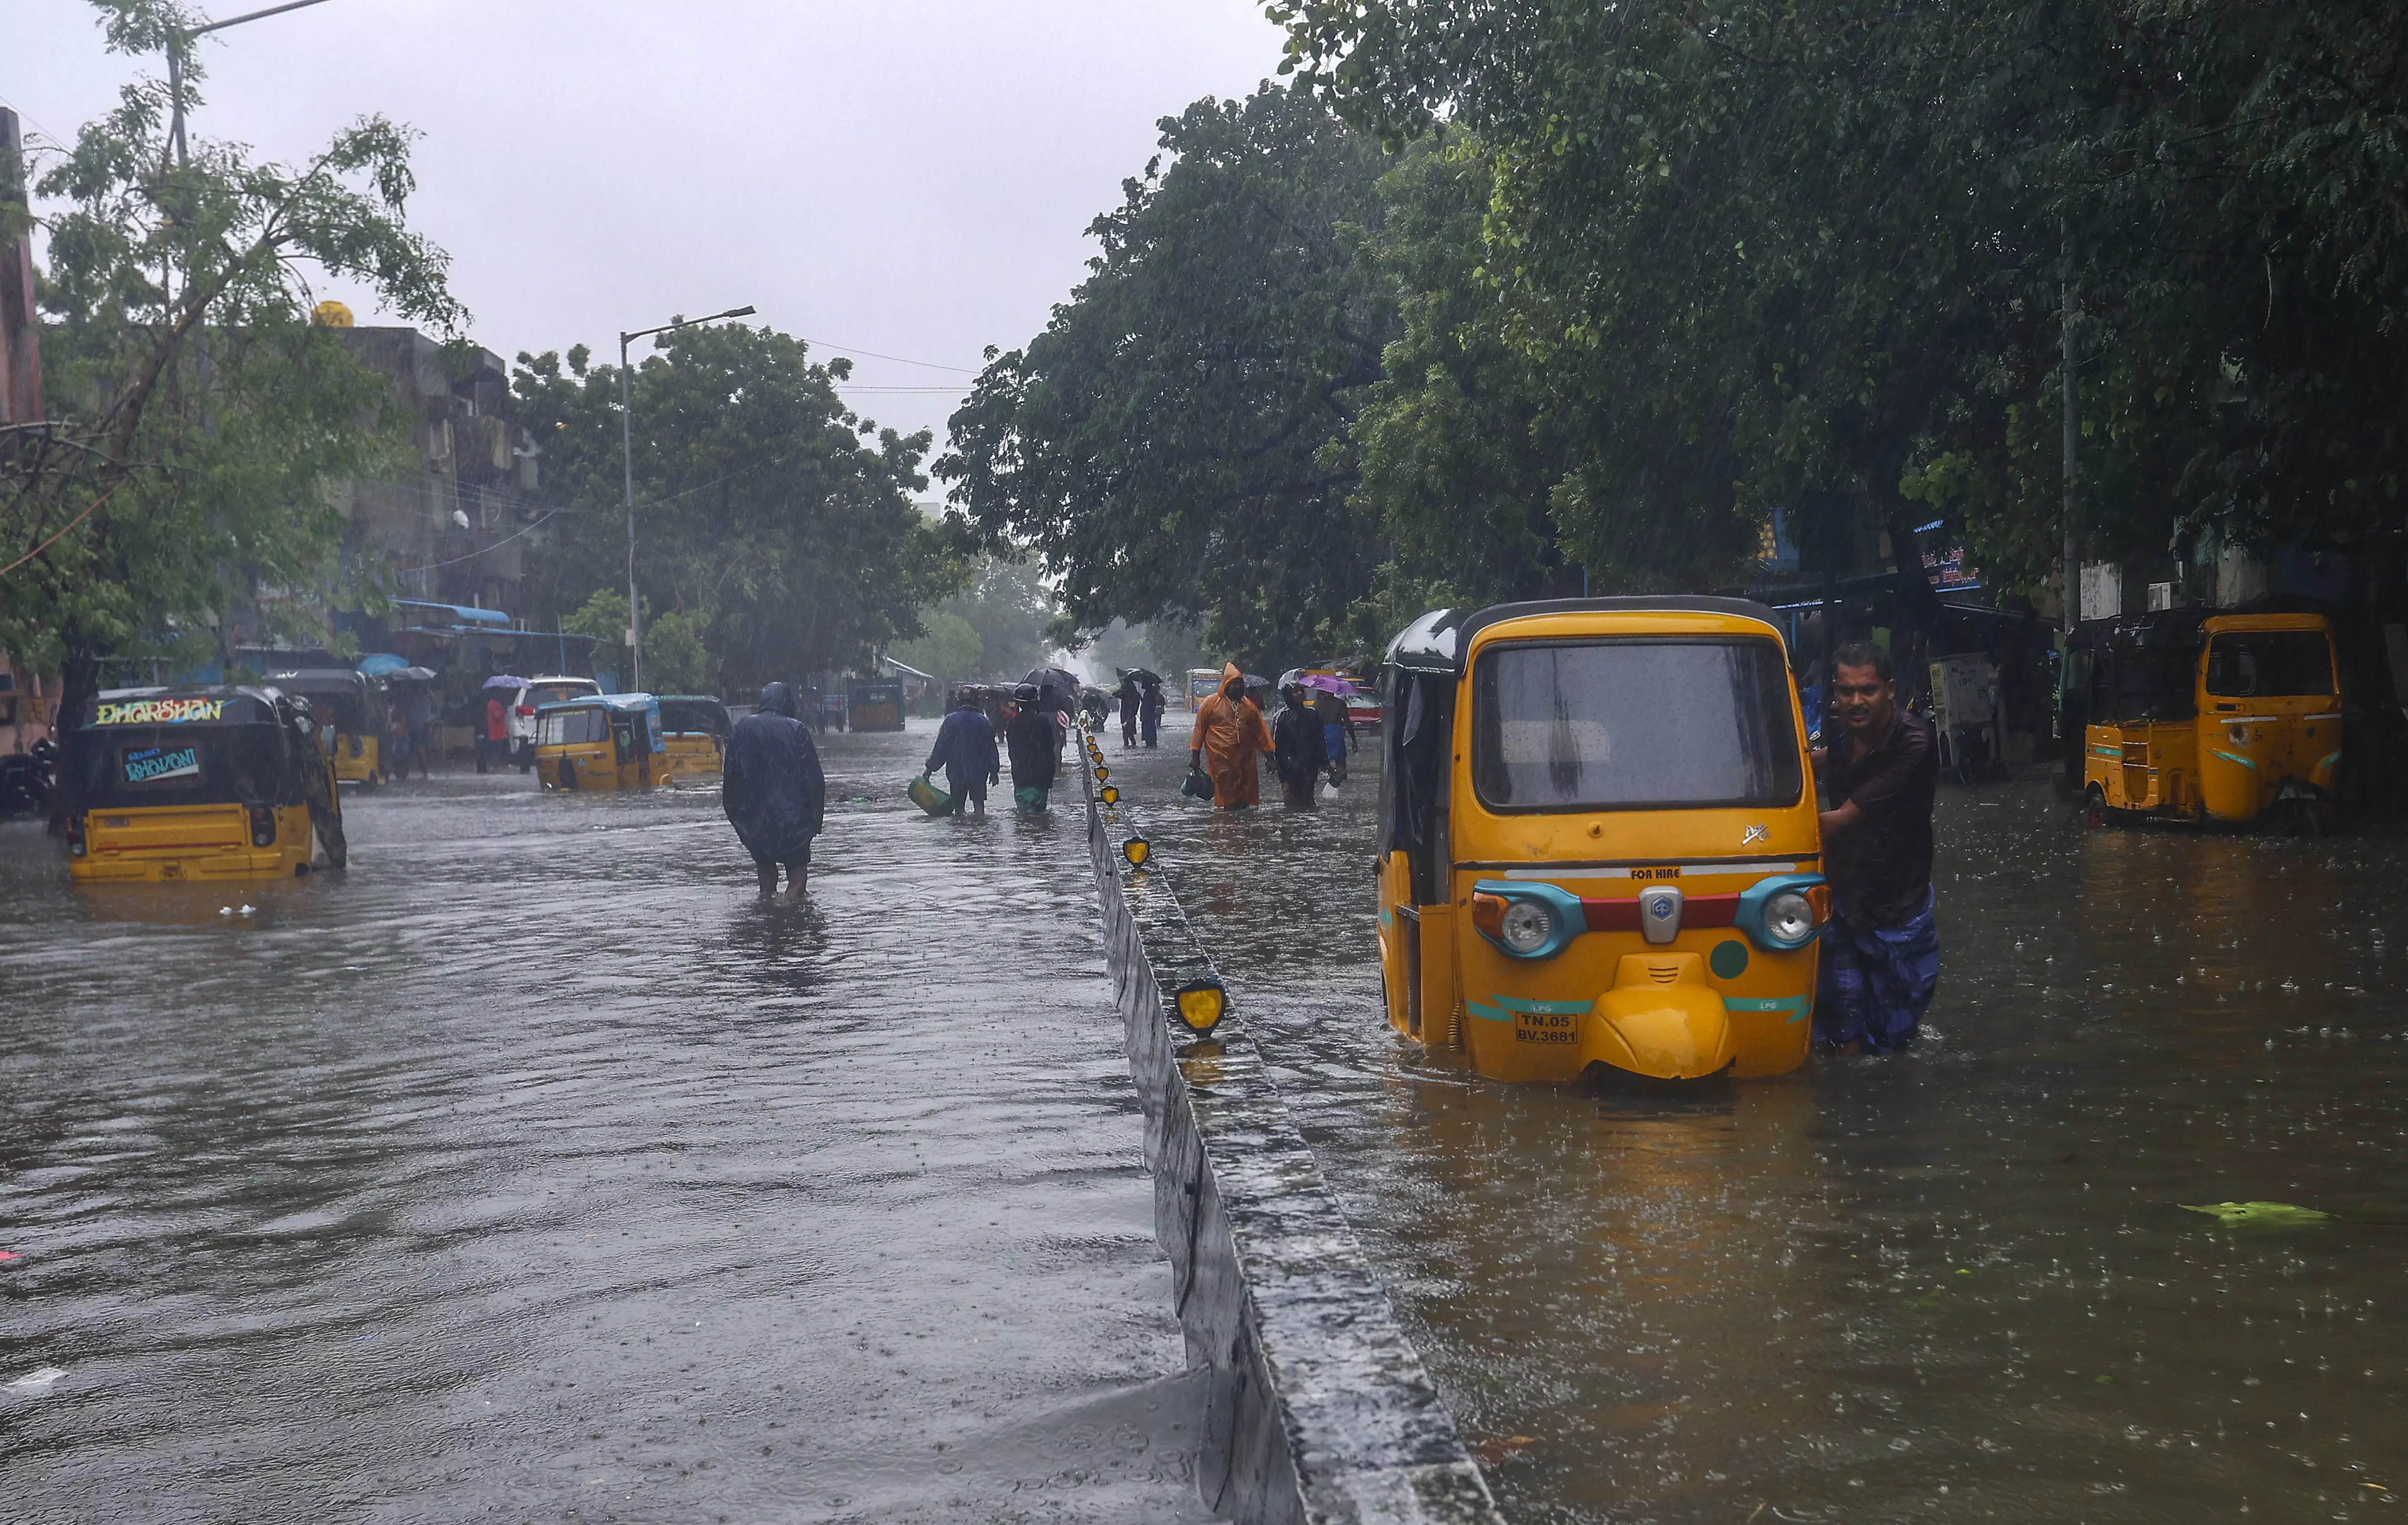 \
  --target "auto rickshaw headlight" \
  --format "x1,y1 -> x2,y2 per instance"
1763,890 -> 1815,945
1736,873 -> 1827,951
1500,899 -> 1555,954
1469,880 -> 1585,959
